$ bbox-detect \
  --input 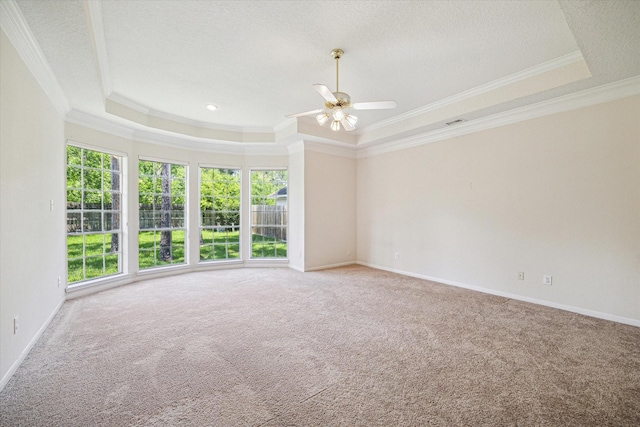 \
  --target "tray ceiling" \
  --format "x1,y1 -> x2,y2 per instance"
5,0 -> 640,148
